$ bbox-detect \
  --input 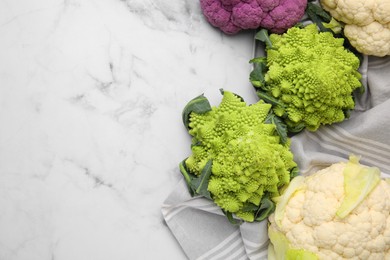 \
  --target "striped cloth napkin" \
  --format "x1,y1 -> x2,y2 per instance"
161,55 -> 390,260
